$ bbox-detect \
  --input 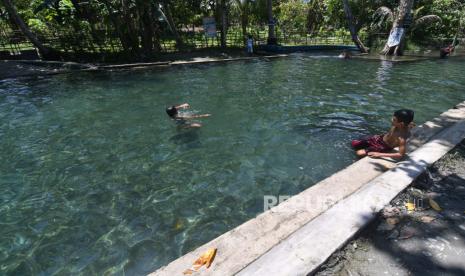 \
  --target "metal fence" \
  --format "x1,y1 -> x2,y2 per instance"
1,24 -> 459,60
0,25 -> 363,56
